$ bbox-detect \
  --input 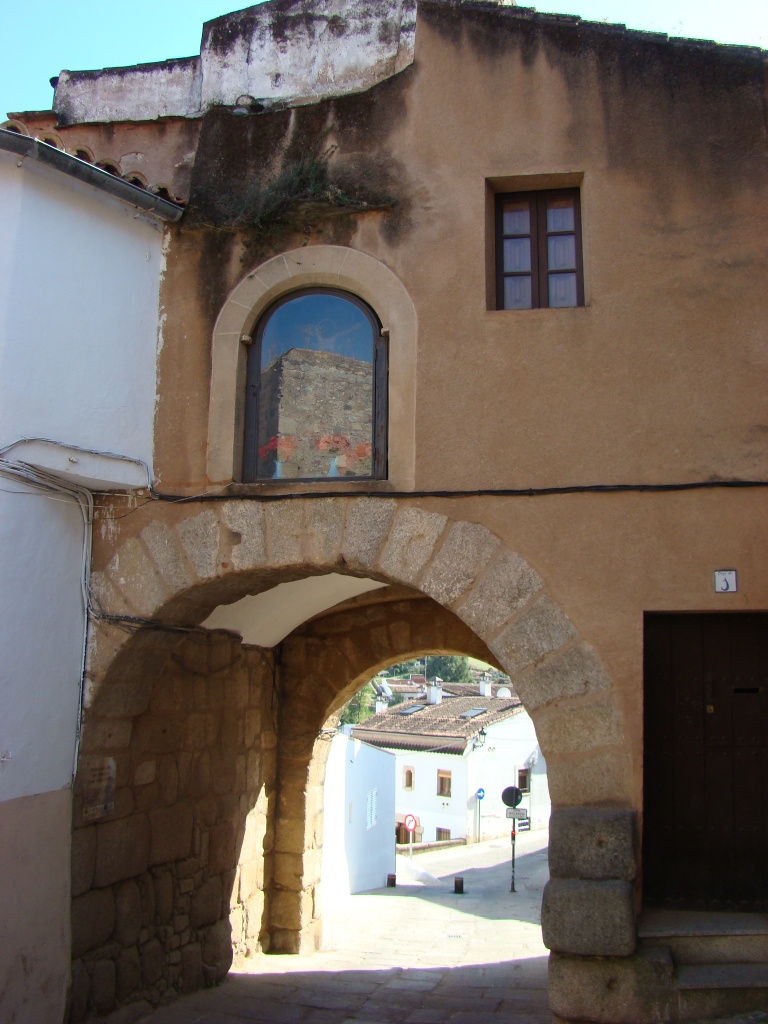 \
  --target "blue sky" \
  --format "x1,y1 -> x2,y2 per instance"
3,1 -> 766,118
